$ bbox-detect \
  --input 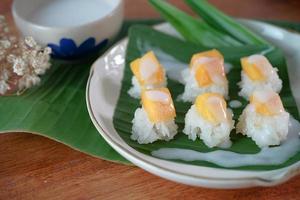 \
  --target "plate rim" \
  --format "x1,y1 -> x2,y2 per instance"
86,20 -> 300,188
